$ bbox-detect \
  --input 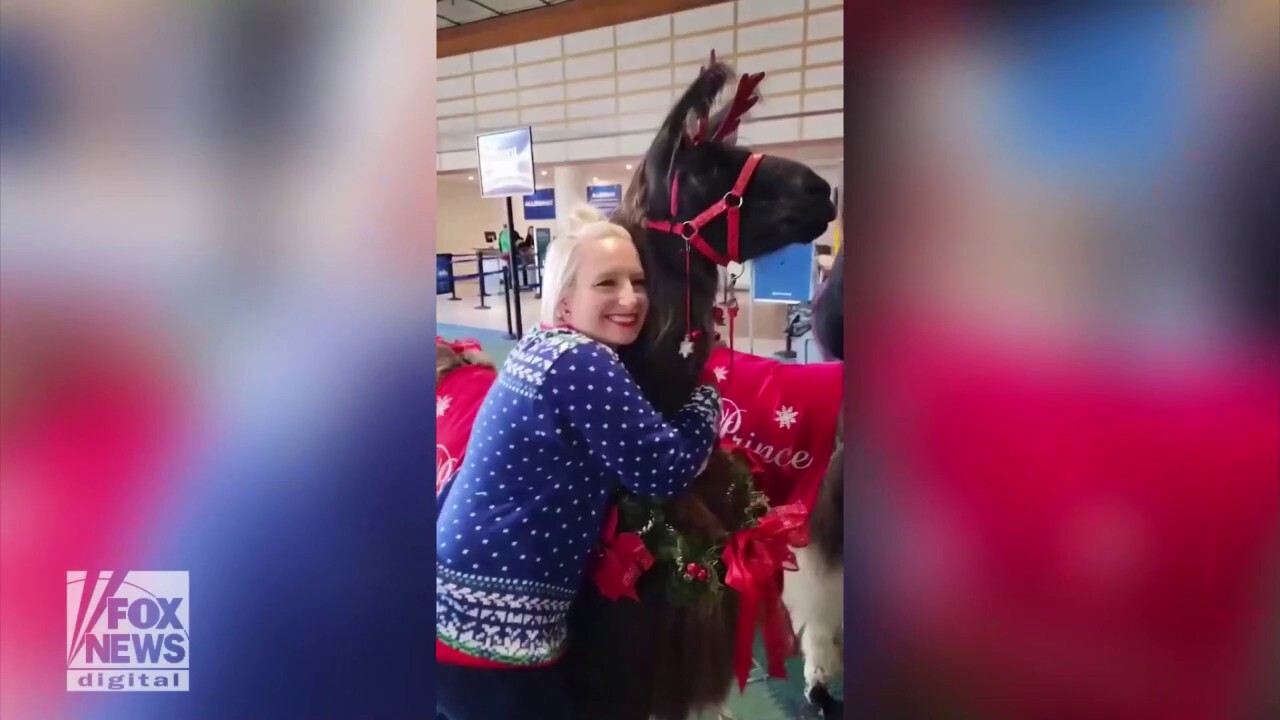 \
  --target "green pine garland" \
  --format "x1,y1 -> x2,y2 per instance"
614,446 -> 770,607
